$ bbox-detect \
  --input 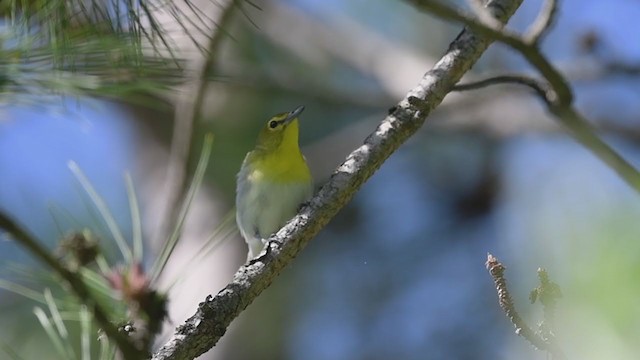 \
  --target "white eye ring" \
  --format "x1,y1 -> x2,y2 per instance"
268,120 -> 279,129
